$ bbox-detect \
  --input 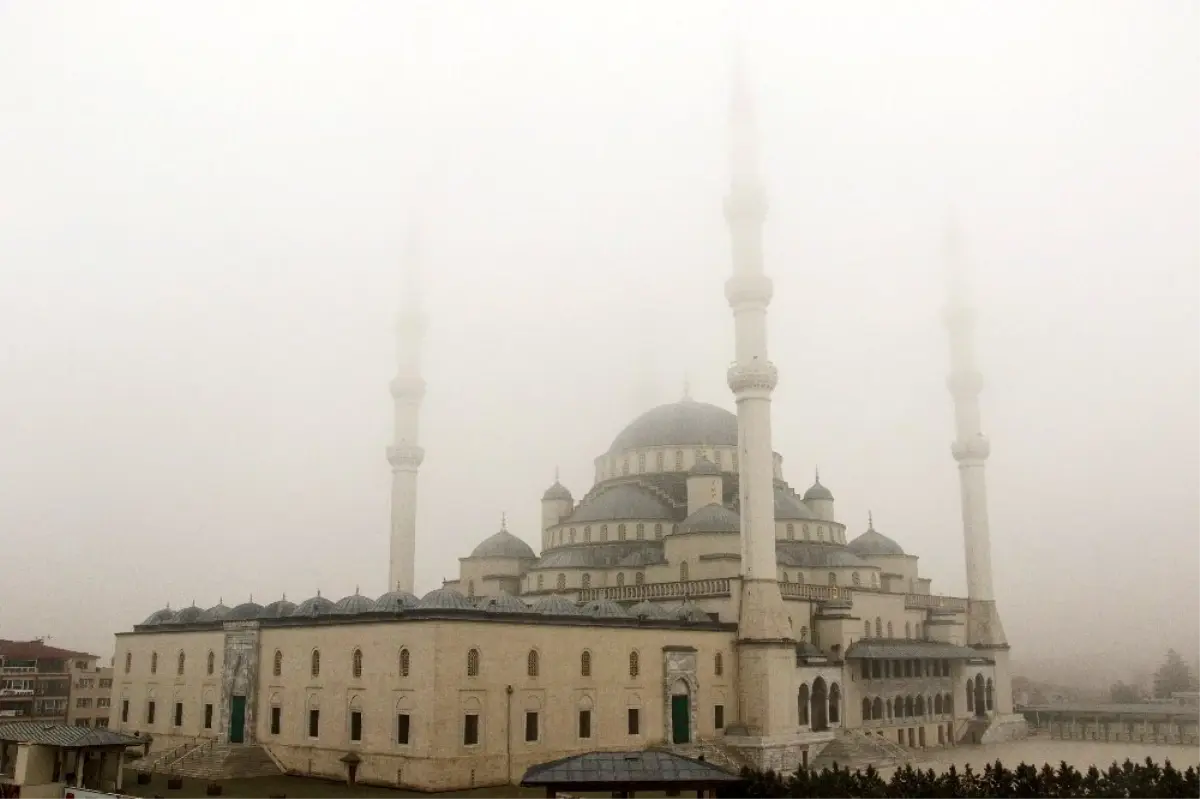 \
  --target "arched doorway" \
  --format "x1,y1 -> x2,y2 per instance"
670,679 -> 691,744
973,674 -> 986,718
985,678 -> 994,712
829,684 -> 841,725
797,684 -> 810,727
810,677 -> 828,731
